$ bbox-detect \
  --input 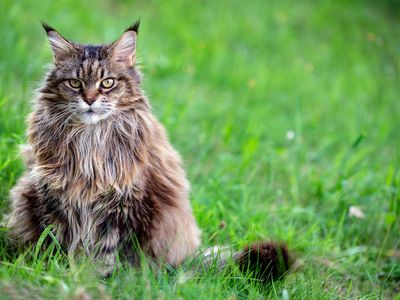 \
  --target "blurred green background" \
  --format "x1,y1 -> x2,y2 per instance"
0,0 -> 399,299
